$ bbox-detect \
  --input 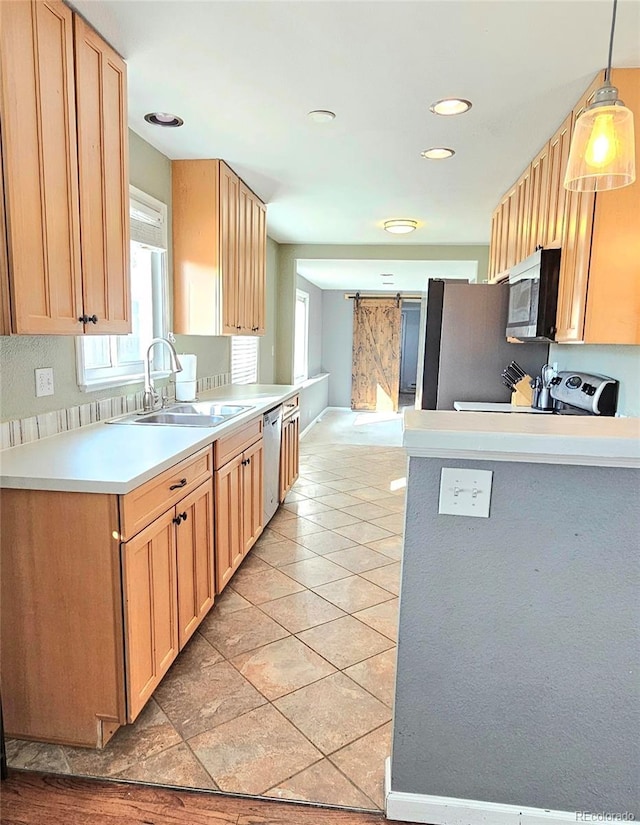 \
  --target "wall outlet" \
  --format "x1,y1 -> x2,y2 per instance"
439,468 -> 493,518
35,367 -> 54,397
